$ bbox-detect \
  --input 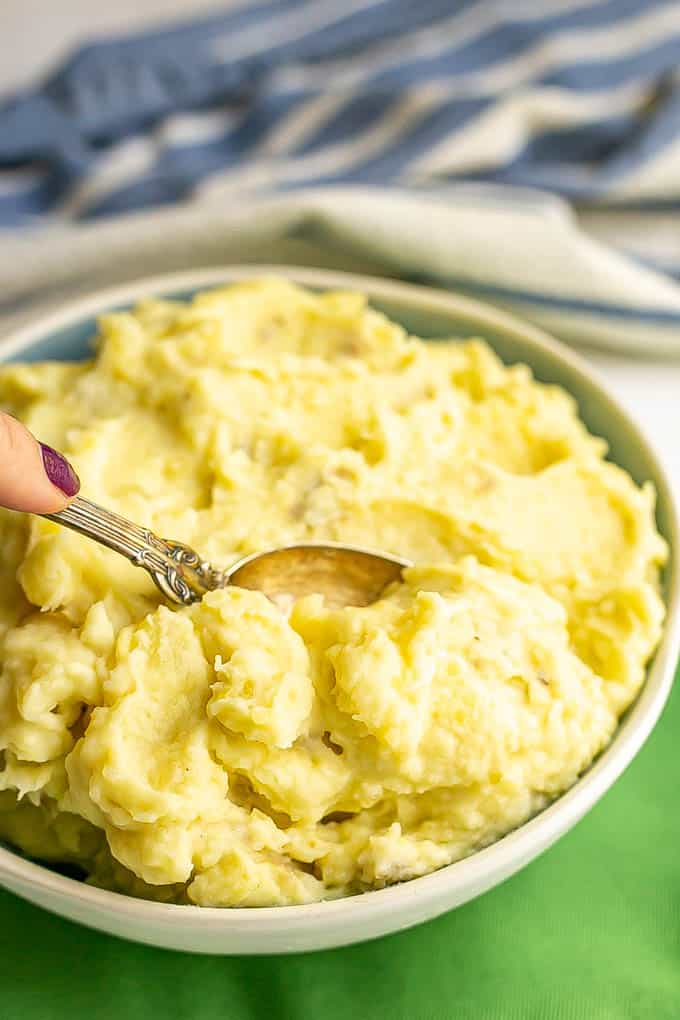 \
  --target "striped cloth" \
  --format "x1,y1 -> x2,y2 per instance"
2,0 -> 680,353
